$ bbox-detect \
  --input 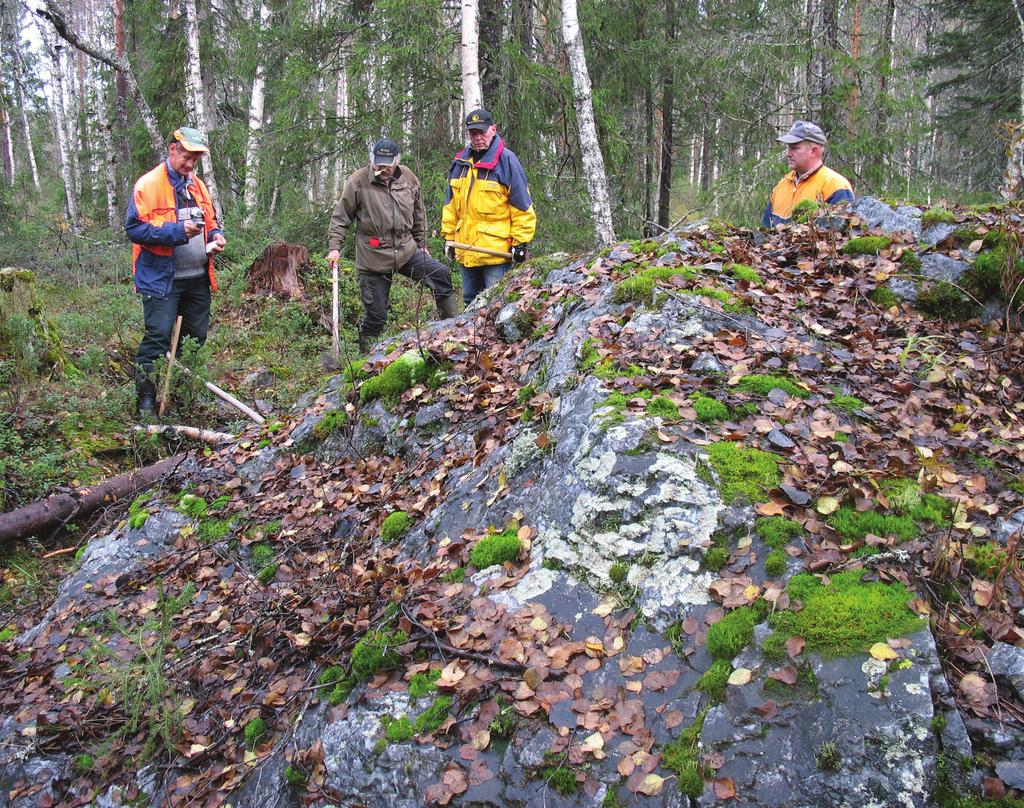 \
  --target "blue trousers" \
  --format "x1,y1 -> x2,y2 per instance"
460,262 -> 509,306
135,275 -> 210,395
